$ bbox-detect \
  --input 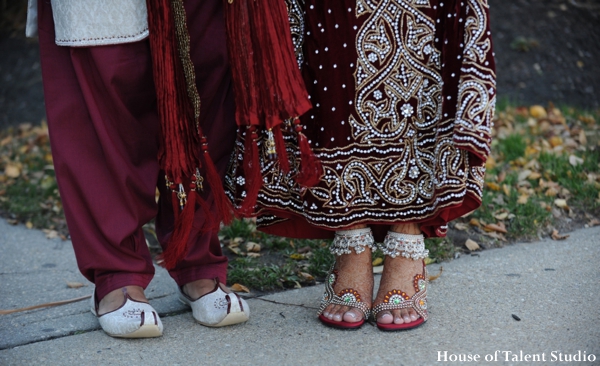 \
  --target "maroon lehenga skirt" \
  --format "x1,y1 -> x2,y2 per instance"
225,0 -> 496,241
